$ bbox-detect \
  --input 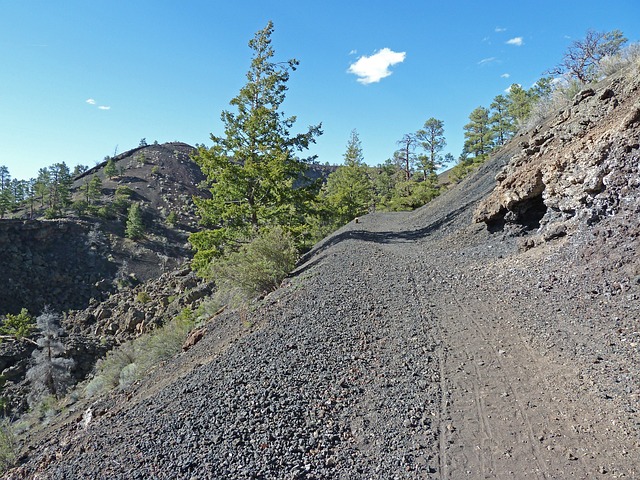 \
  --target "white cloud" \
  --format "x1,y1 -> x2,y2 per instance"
478,57 -> 497,66
86,98 -> 96,105
98,105 -> 111,110
506,37 -> 524,46
495,27 -> 507,33
349,49 -> 357,55
348,48 -> 406,84
501,73 -> 511,78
